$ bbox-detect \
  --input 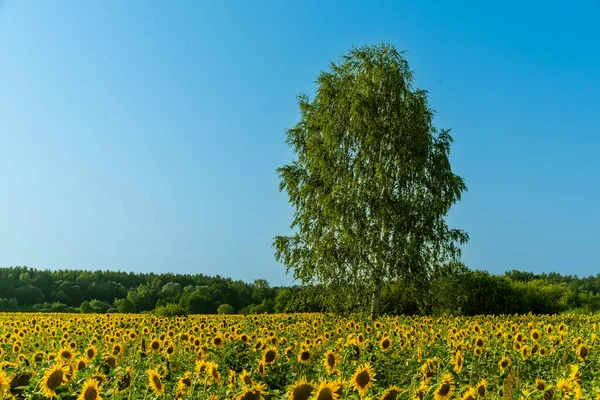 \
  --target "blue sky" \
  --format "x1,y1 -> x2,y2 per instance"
1,1 -> 599,286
